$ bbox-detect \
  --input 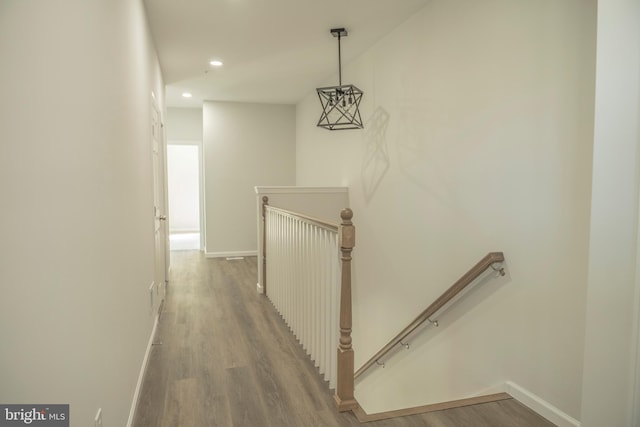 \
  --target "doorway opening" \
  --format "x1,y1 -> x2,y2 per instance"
167,143 -> 202,251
